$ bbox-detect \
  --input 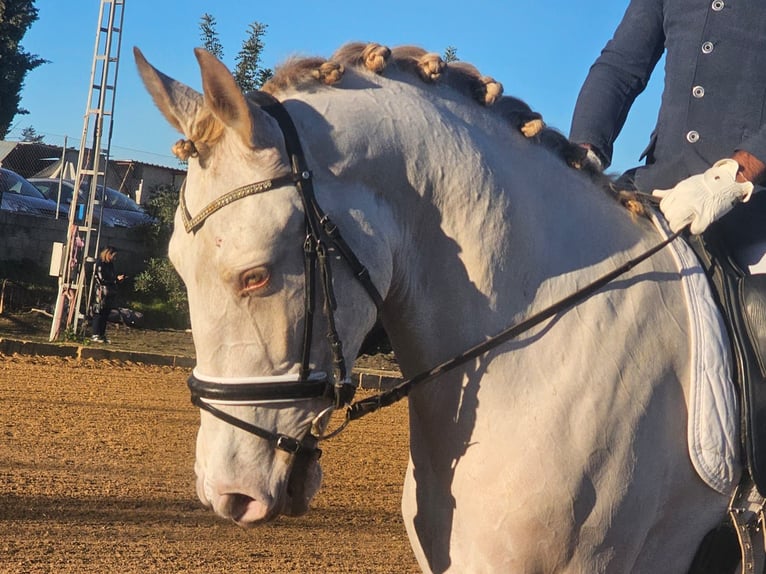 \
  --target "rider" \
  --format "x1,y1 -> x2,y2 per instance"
569,3 -> 766,567
569,0 -> 766,274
